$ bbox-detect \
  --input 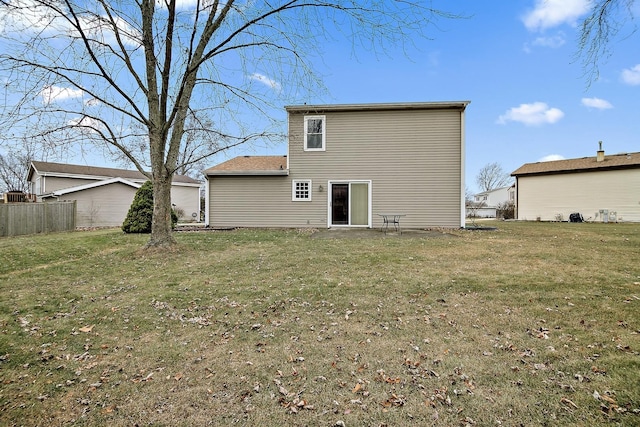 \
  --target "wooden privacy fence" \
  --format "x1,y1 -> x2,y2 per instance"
0,201 -> 76,237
